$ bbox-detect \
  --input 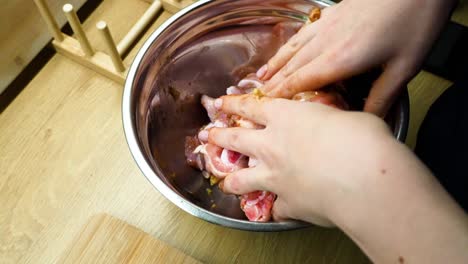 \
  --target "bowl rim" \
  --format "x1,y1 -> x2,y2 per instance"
122,0 -> 401,232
